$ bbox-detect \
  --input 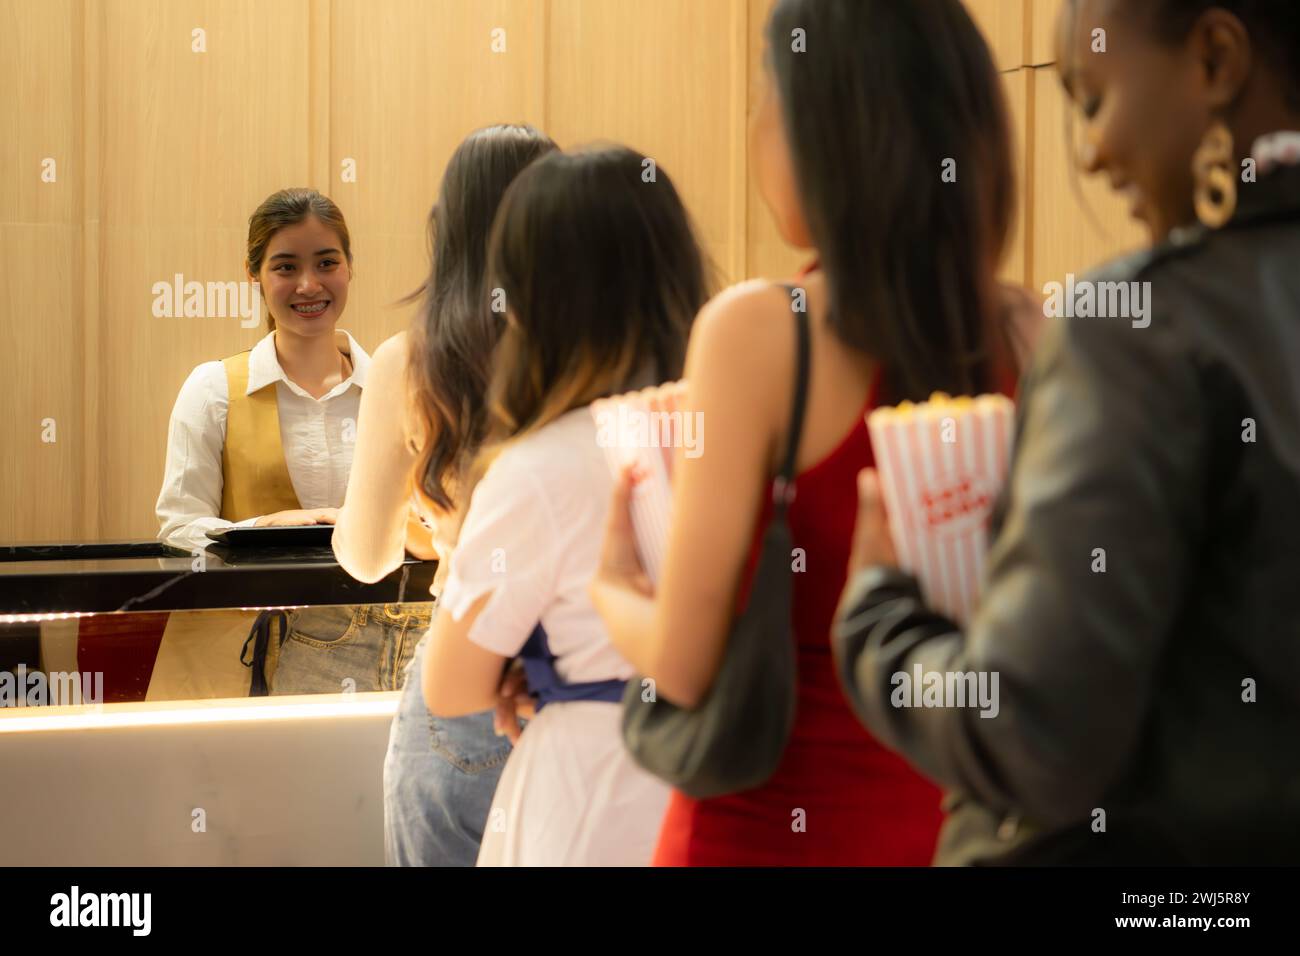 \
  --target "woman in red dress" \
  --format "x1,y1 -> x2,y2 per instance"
589,0 -> 1035,866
